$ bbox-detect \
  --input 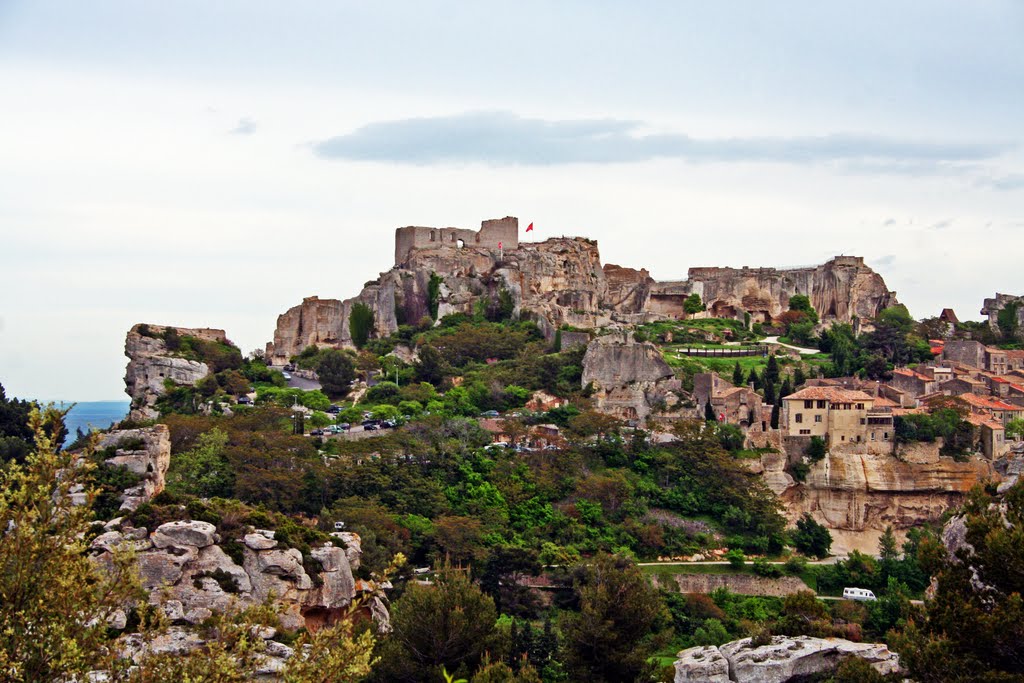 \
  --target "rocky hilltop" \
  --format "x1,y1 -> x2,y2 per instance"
266,217 -> 896,361
124,324 -> 227,420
